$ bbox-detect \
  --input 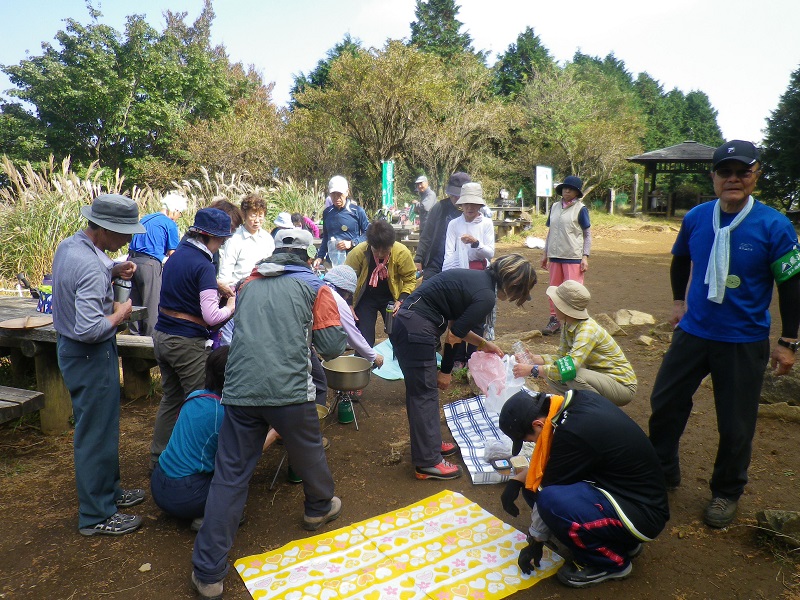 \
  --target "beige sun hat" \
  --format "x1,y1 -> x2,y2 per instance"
546,280 -> 590,319
456,182 -> 485,206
